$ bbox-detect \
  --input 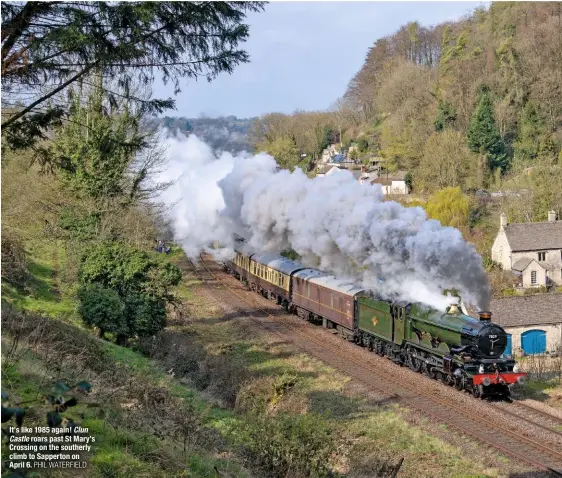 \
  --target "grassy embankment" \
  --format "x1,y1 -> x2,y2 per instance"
2,240 -> 510,477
